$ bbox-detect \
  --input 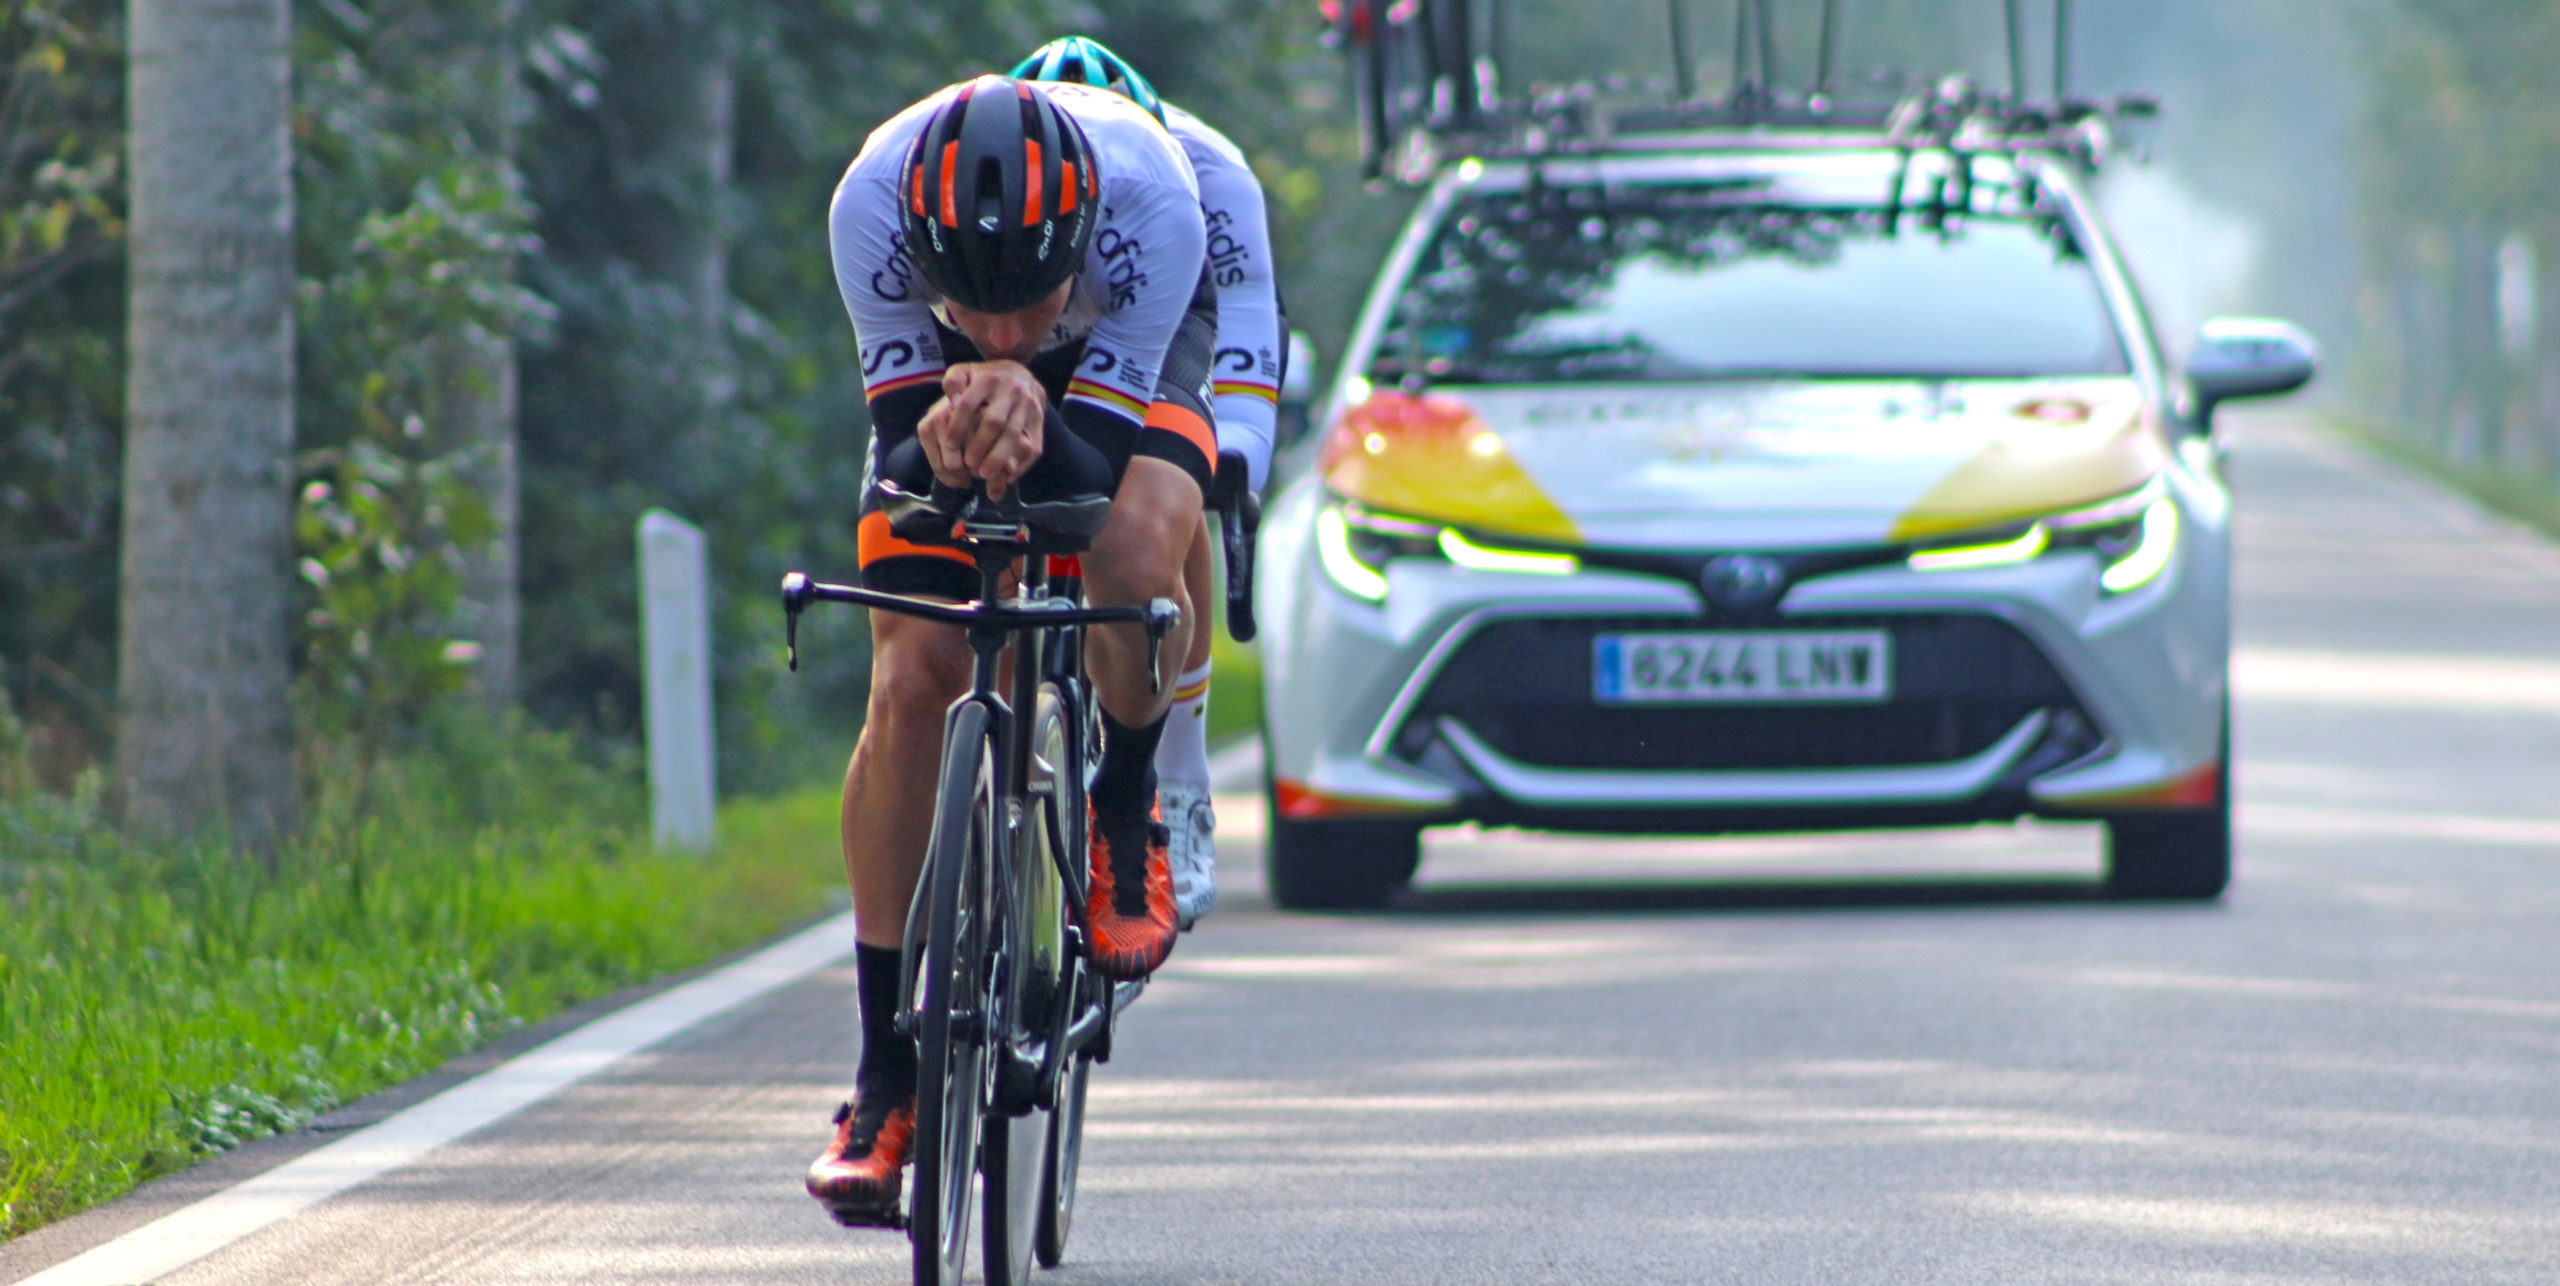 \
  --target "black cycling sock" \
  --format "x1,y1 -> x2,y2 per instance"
852,943 -> 915,1107
1092,711 -> 1166,913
